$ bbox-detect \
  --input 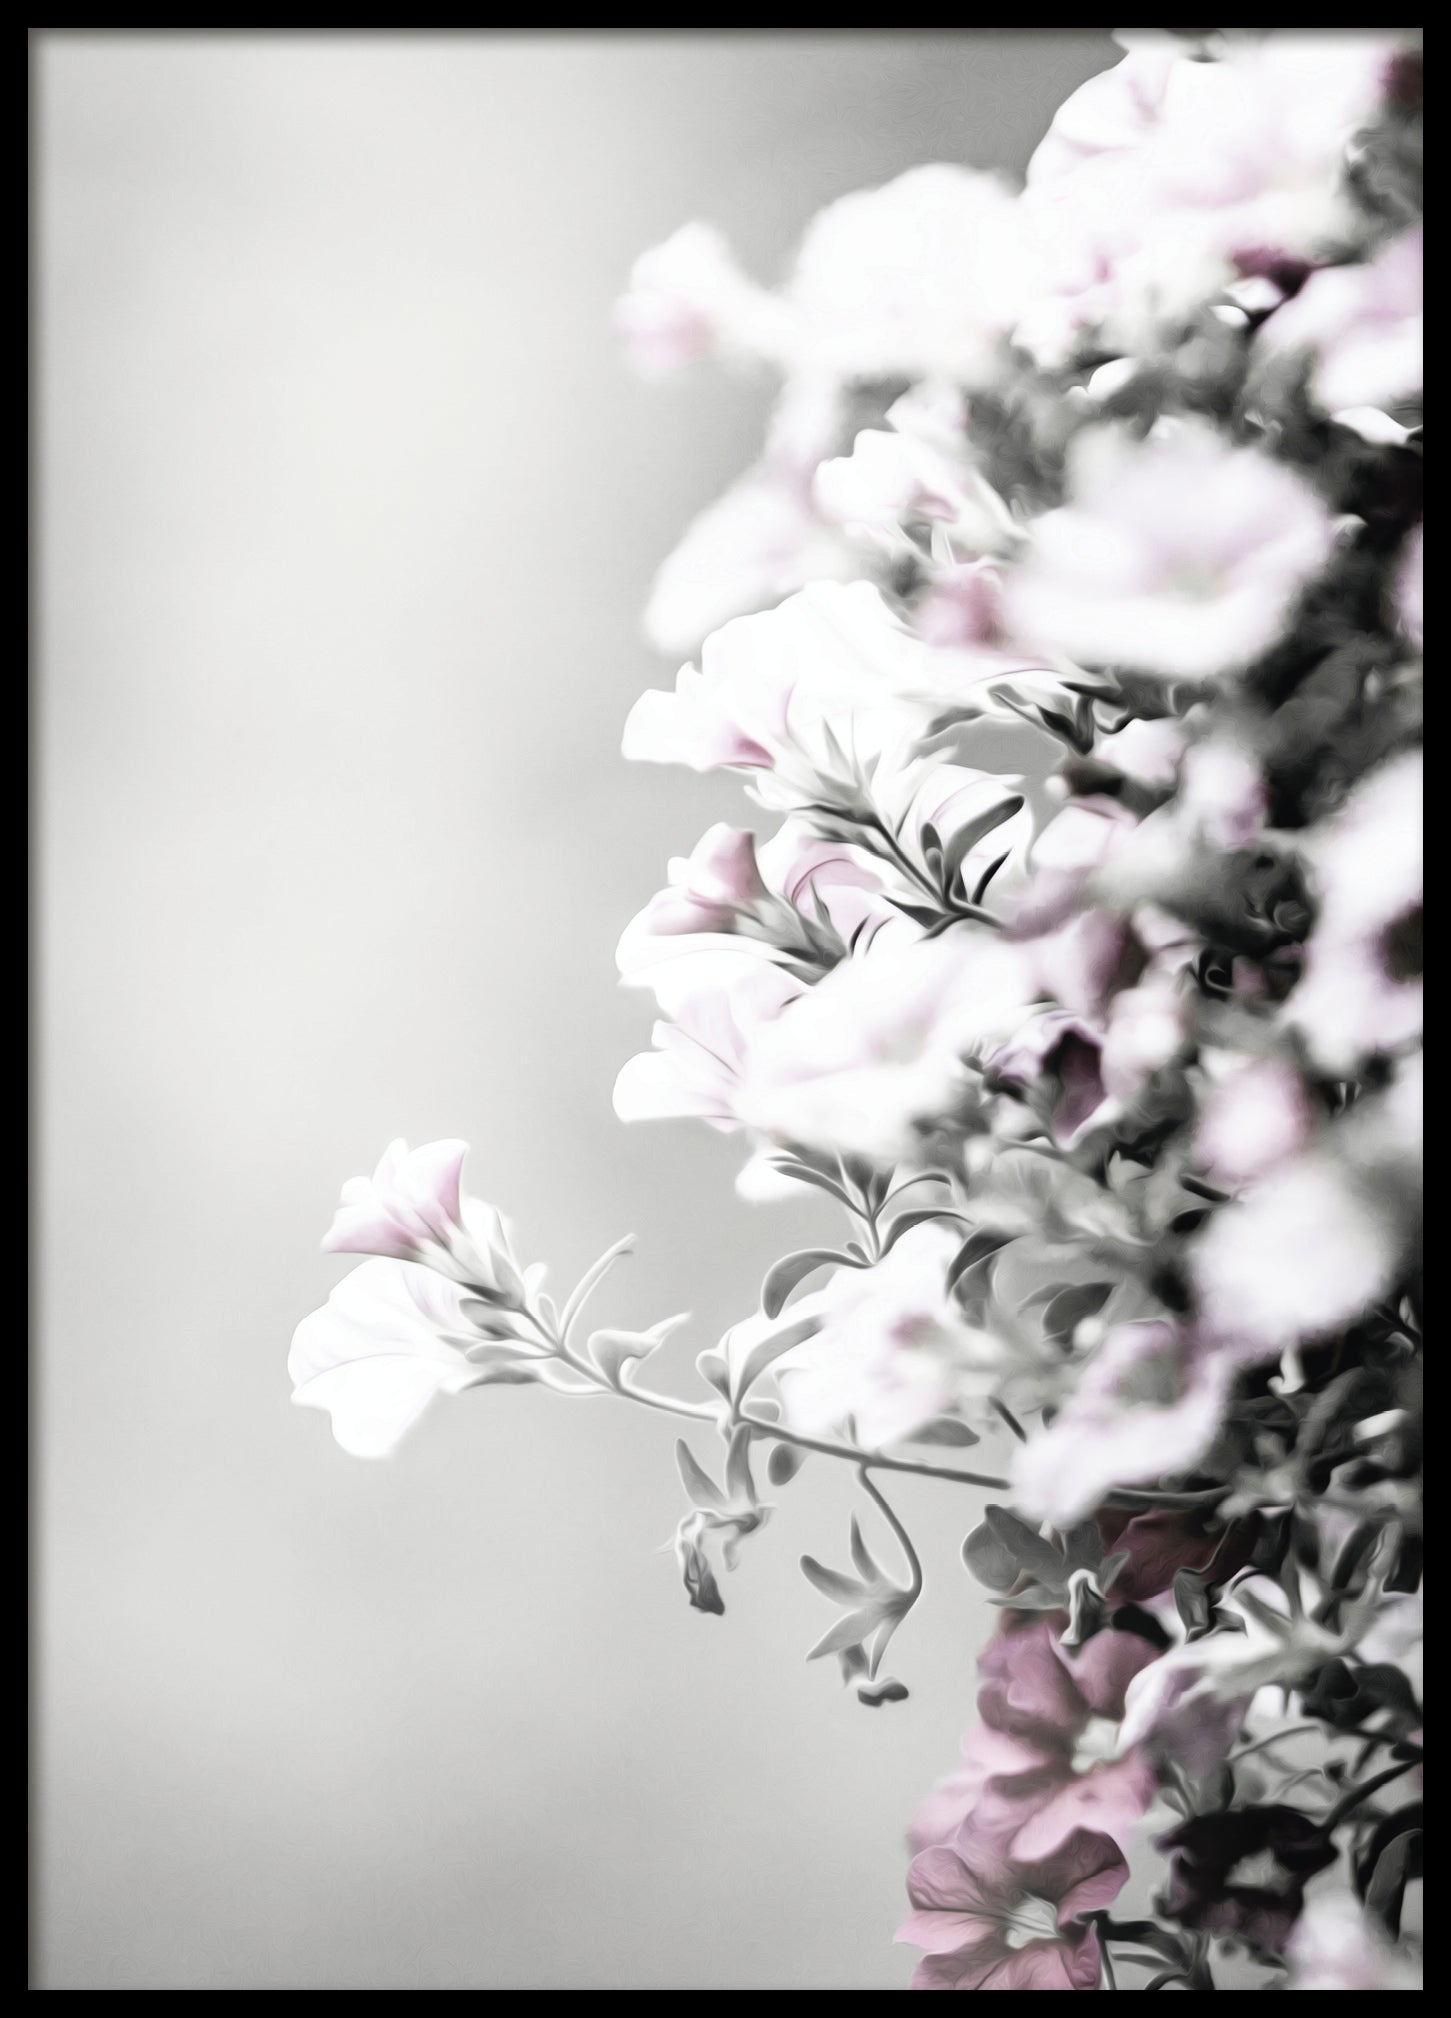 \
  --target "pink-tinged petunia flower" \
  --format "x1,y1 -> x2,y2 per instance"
1013,1323 -> 1232,1526
1394,524 -> 1422,650
1177,738 -> 1267,851
913,558 -> 1010,651
1257,227 -> 1423,414
1288,747 -> 1422,1072
1098,973 -> 1191,1100
1137,33 -> 1396,266
616,820 -> 905,1007
988,1010 -> 1112,1151
734,928 -> 1038,1164
1192,1147 -> 1404,1362
897,1824 -> 1127,1991
1005,424 -> 1336,681
784,164 -> 1040,389
813,427 -> 1018,562
1018,34 -> 1401,366
612,958 -> 805,1132
963,1615 -> 1164,1861
1116,1660 -> 1249,1783
907,1721 -> 1048,1857
1025,45 -> 1180,195
321,1138 -> 525,1301
776,1222 -> 1008,1449
1194,1055 -> 1313,1188
641,377 -> 859,656
623,580 -> 946,802
1286,1891 -> 1423,1991
614,221 -> 792,378
289,1260 -> 491,1458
